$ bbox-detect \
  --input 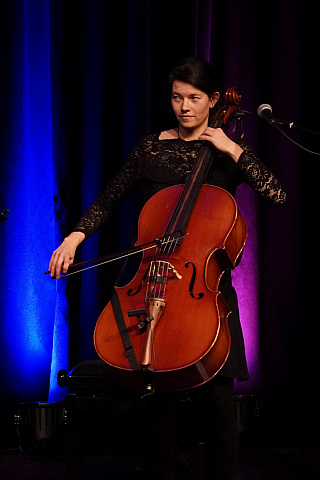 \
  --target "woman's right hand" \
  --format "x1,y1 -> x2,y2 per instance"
48,231 -> 85,279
